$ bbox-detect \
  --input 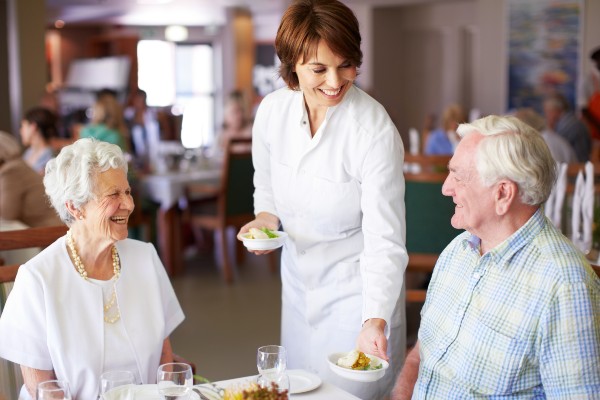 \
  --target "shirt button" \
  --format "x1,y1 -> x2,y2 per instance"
302,120 -> 307,125
300,250 -> 306,255
473,272 -> 481,279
